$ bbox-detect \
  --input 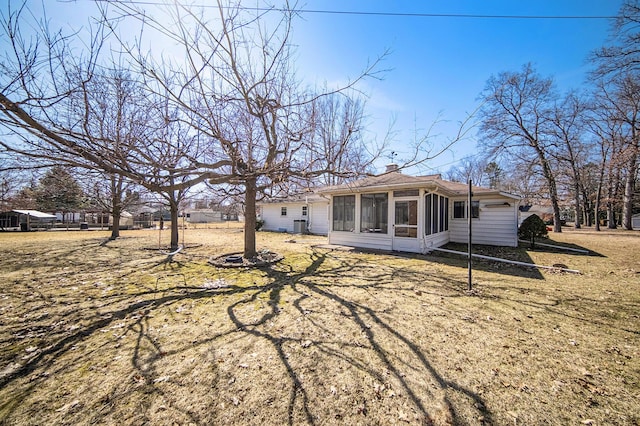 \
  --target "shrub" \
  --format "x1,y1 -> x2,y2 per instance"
255,219 -> 265,231
519,214 -> 548,249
